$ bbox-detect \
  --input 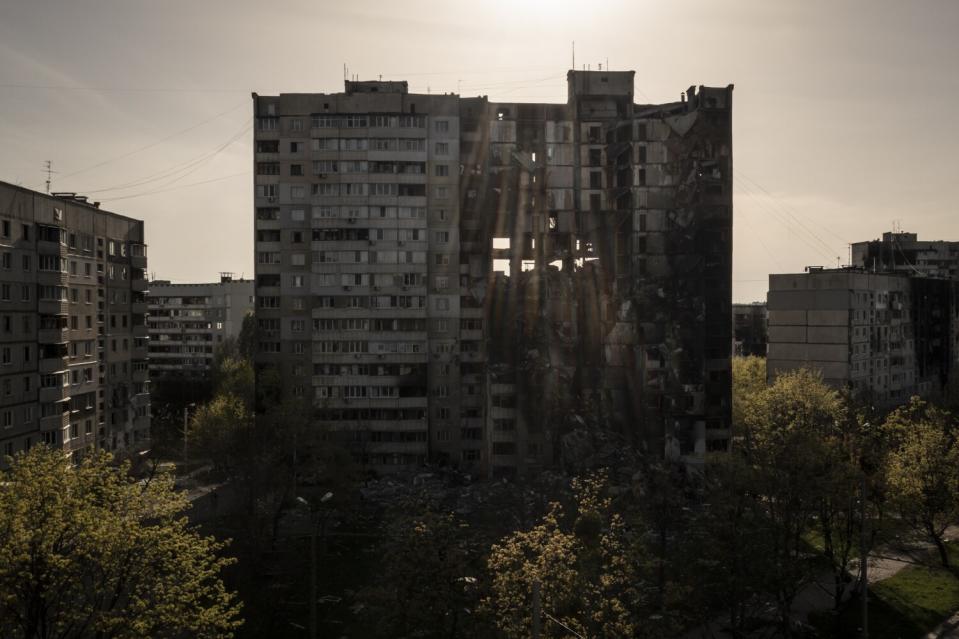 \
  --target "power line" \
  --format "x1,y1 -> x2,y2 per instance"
736,171 -> 849,247
57,99 -> 248,182
97,171 -> 250,202
78,119 -> 252,195
736,181 -> 837,262
0,83 -> 248,94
